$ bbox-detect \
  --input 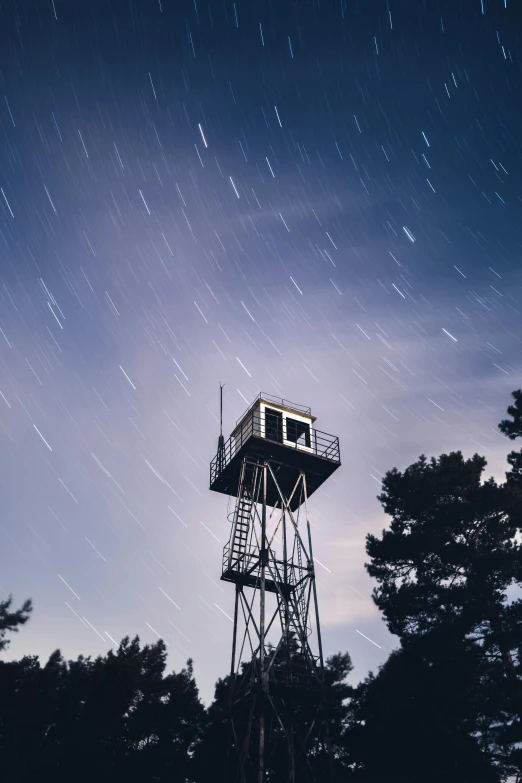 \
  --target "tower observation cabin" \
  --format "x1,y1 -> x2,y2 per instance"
210,392 -> 340,511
